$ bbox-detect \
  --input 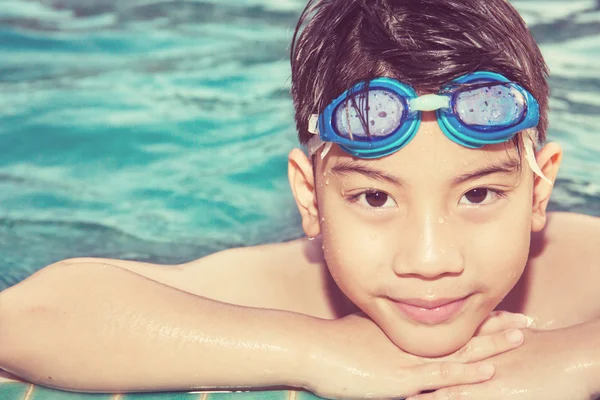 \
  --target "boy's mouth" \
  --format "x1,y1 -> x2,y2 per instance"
391,295 -> 471,325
